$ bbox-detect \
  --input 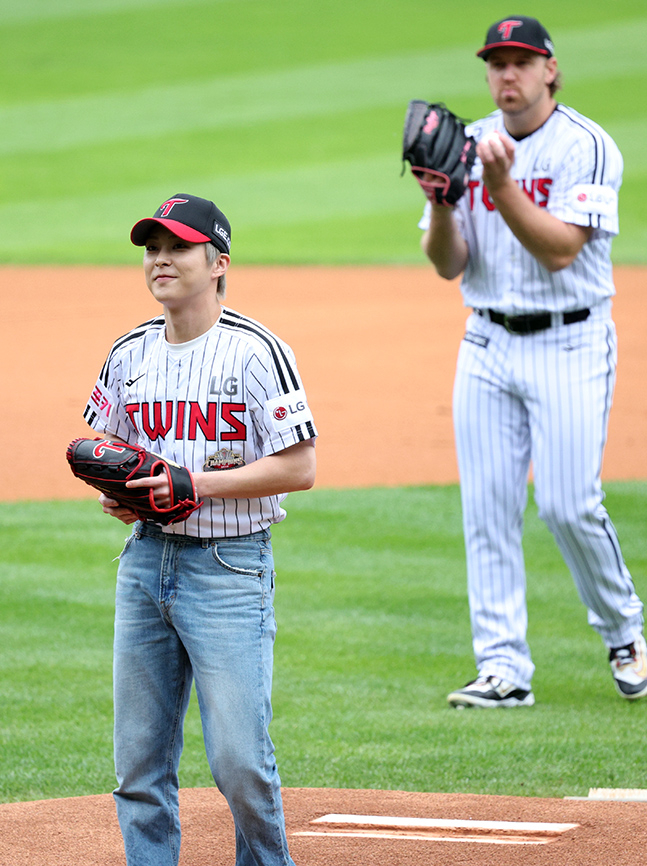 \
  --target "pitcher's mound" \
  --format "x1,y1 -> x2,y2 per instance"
1,786 -> 646,865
